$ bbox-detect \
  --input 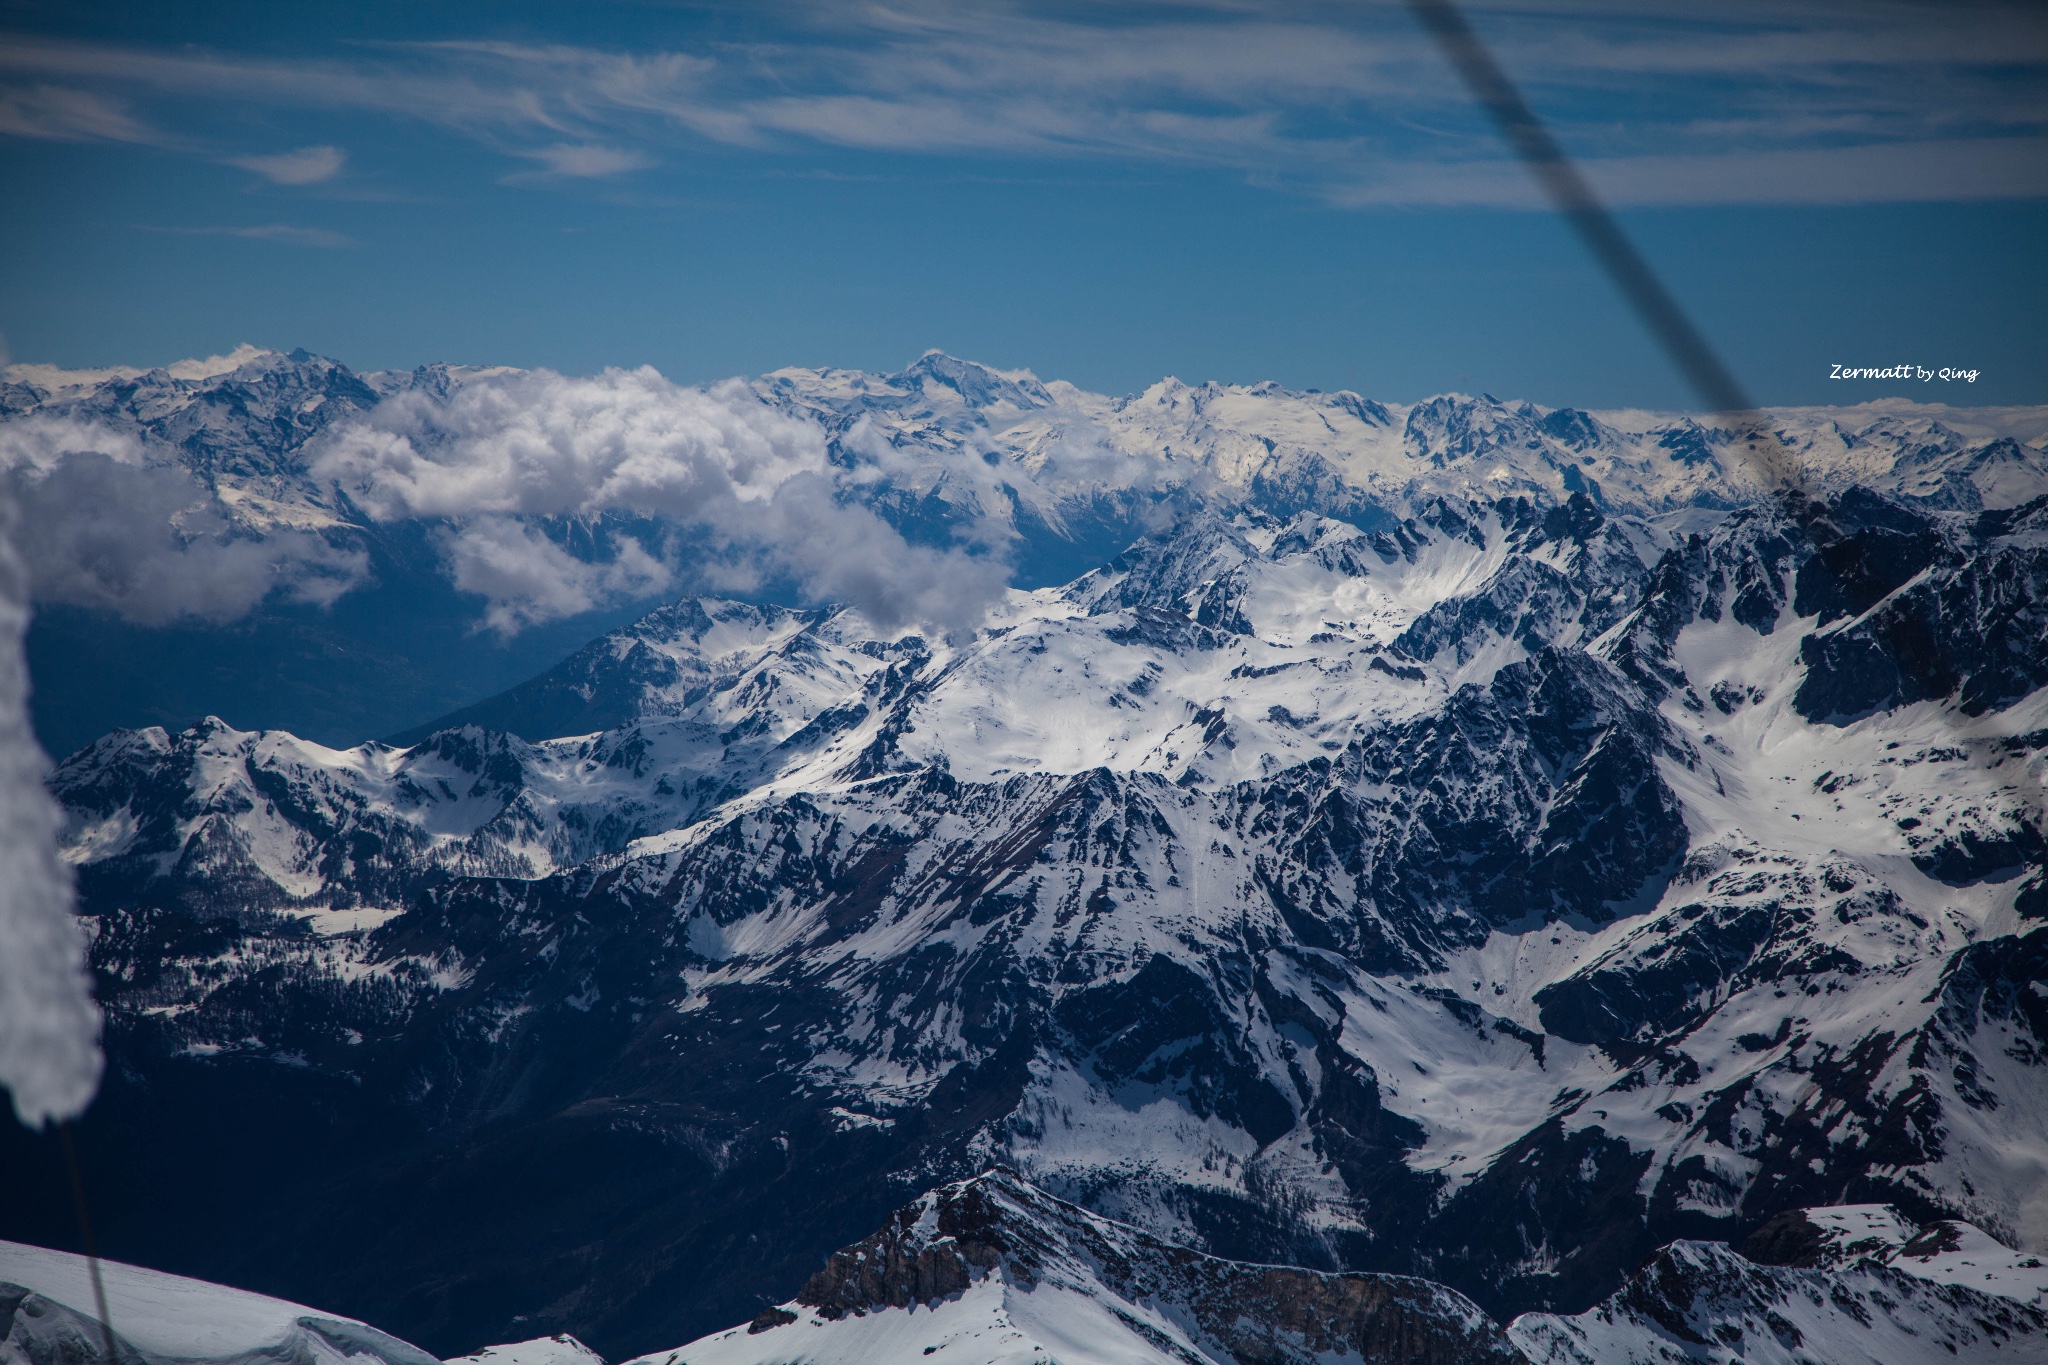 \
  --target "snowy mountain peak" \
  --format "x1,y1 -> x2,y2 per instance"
0,342 -> 284,396
902,349 -> 1057,411
643,1169 -> 1524,1365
